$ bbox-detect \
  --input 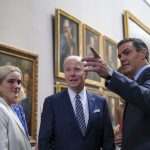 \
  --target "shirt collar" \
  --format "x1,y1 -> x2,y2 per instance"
134,64 -> 150,81
68,87 -> 86,102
